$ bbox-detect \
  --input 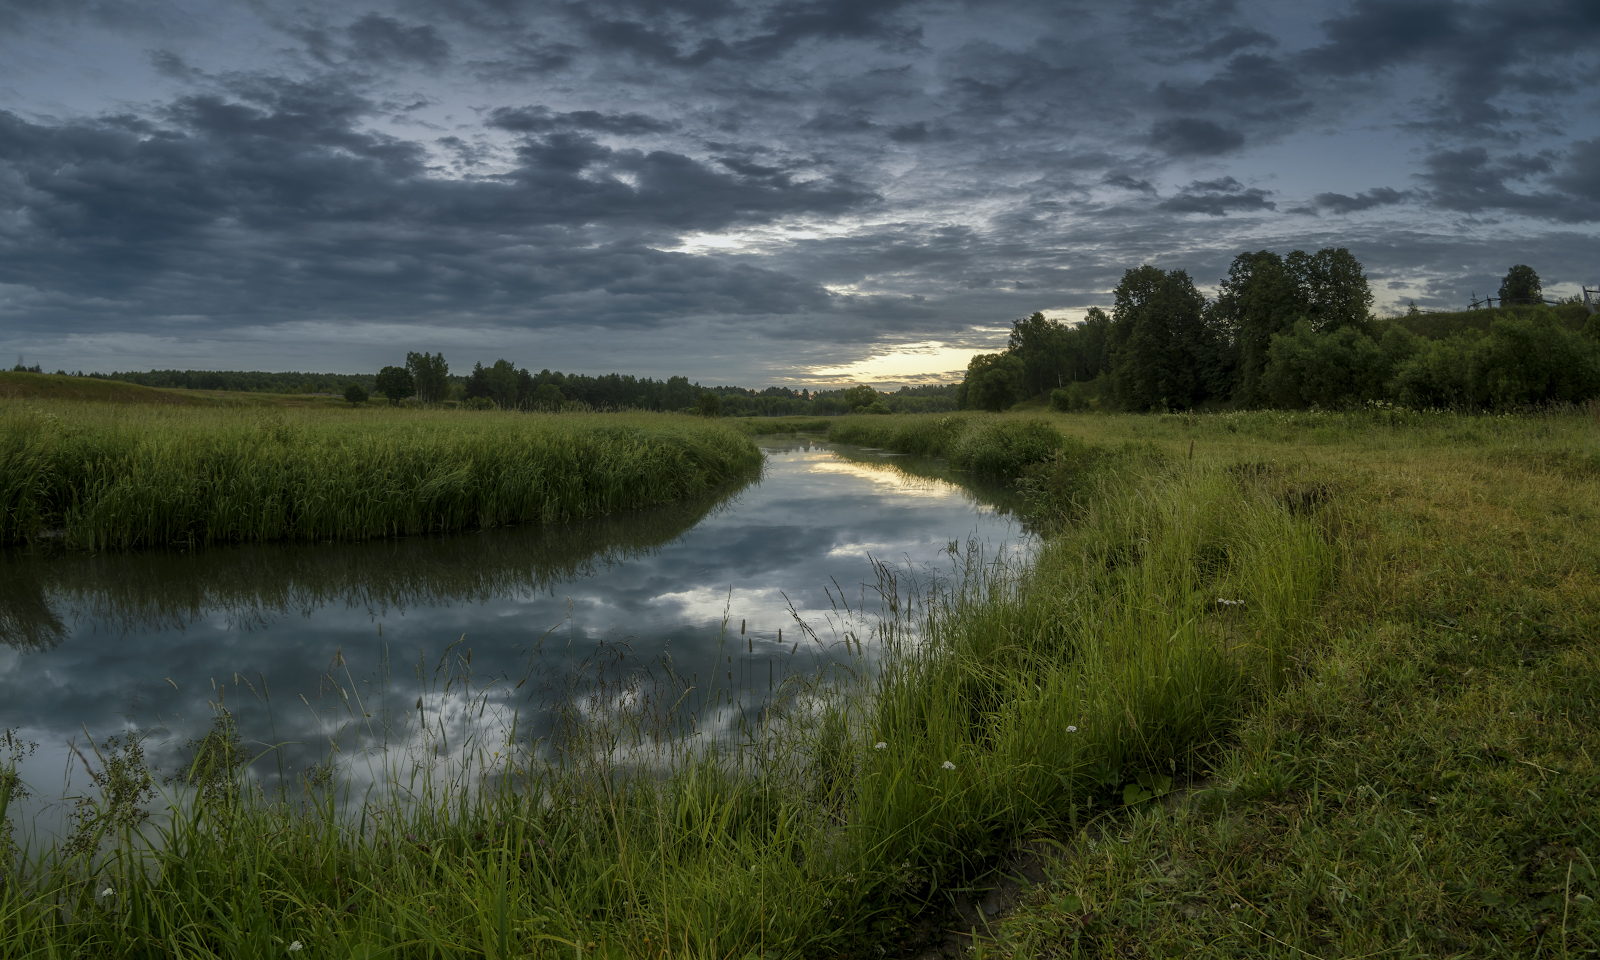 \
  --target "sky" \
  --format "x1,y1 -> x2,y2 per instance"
0,0 -> 1597,387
